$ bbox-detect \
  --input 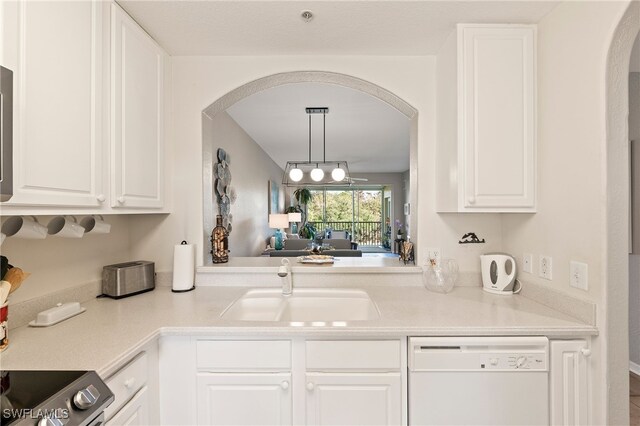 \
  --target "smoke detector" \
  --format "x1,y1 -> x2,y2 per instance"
300,10 -> 313,22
